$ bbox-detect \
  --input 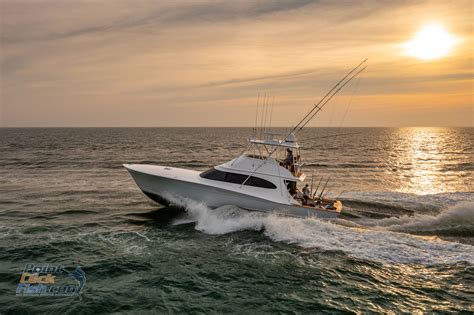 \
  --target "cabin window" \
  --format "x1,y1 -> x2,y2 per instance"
200,168 -> 276,189
225,173 -> 248,184
200,168 -> 226,181
245,176 -> 277,189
